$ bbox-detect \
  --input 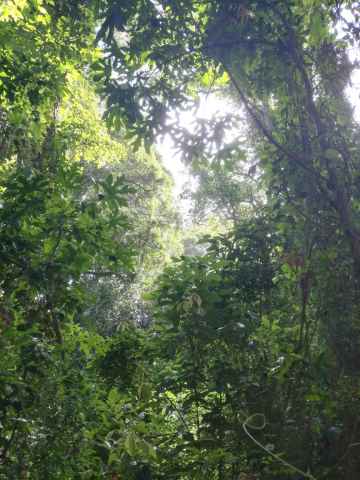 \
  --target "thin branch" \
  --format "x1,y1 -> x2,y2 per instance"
163,392 -> 191,434
223,64 -> 327,184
